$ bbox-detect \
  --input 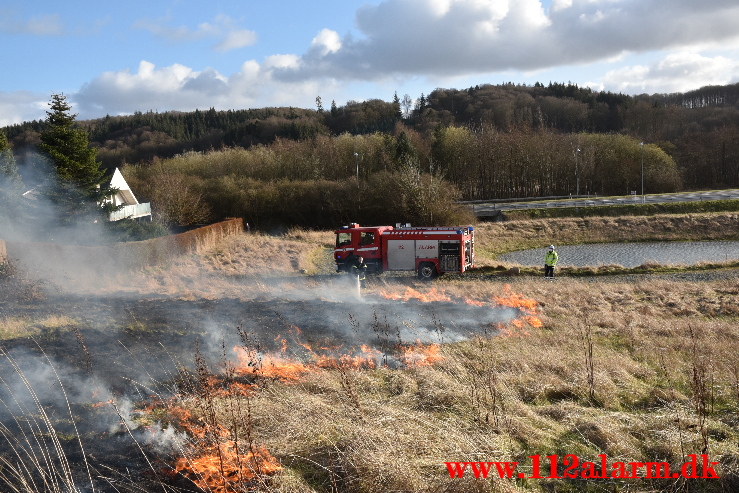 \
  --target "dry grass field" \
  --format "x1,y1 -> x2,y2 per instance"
1,213 -> 738,492
166,237 -> 739,492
